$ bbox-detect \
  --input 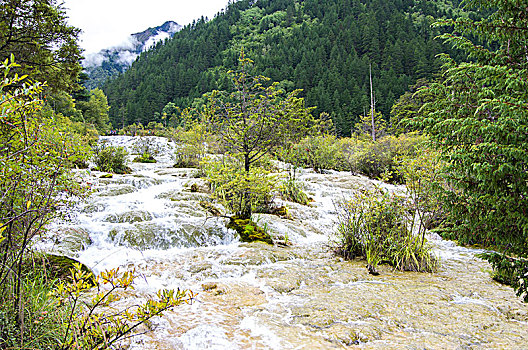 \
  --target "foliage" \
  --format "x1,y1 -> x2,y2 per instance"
198,54 -> 314,217
93,145 -> 131,174
279,175 -> 310,206
354,109 -> 387,141
203,157 -> 277,217
397,146 -> 445,243
334,187 -> 438,274
204,53 -> 315,173
342,134 -> 424,182
286,134 -> 342,173
0,264 -> 70,349
50,264 -> 194,350
410,0 -> 528,298
0,0 -> 83,92
171,121 -> 217,168
77,88 -> 111,134
0,57 -> 90,348
103,0 -> 463,135
227,216 -> 273,244
133,153 -> 157,163
477,252 -> 528,302
389,78 -> 431,135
